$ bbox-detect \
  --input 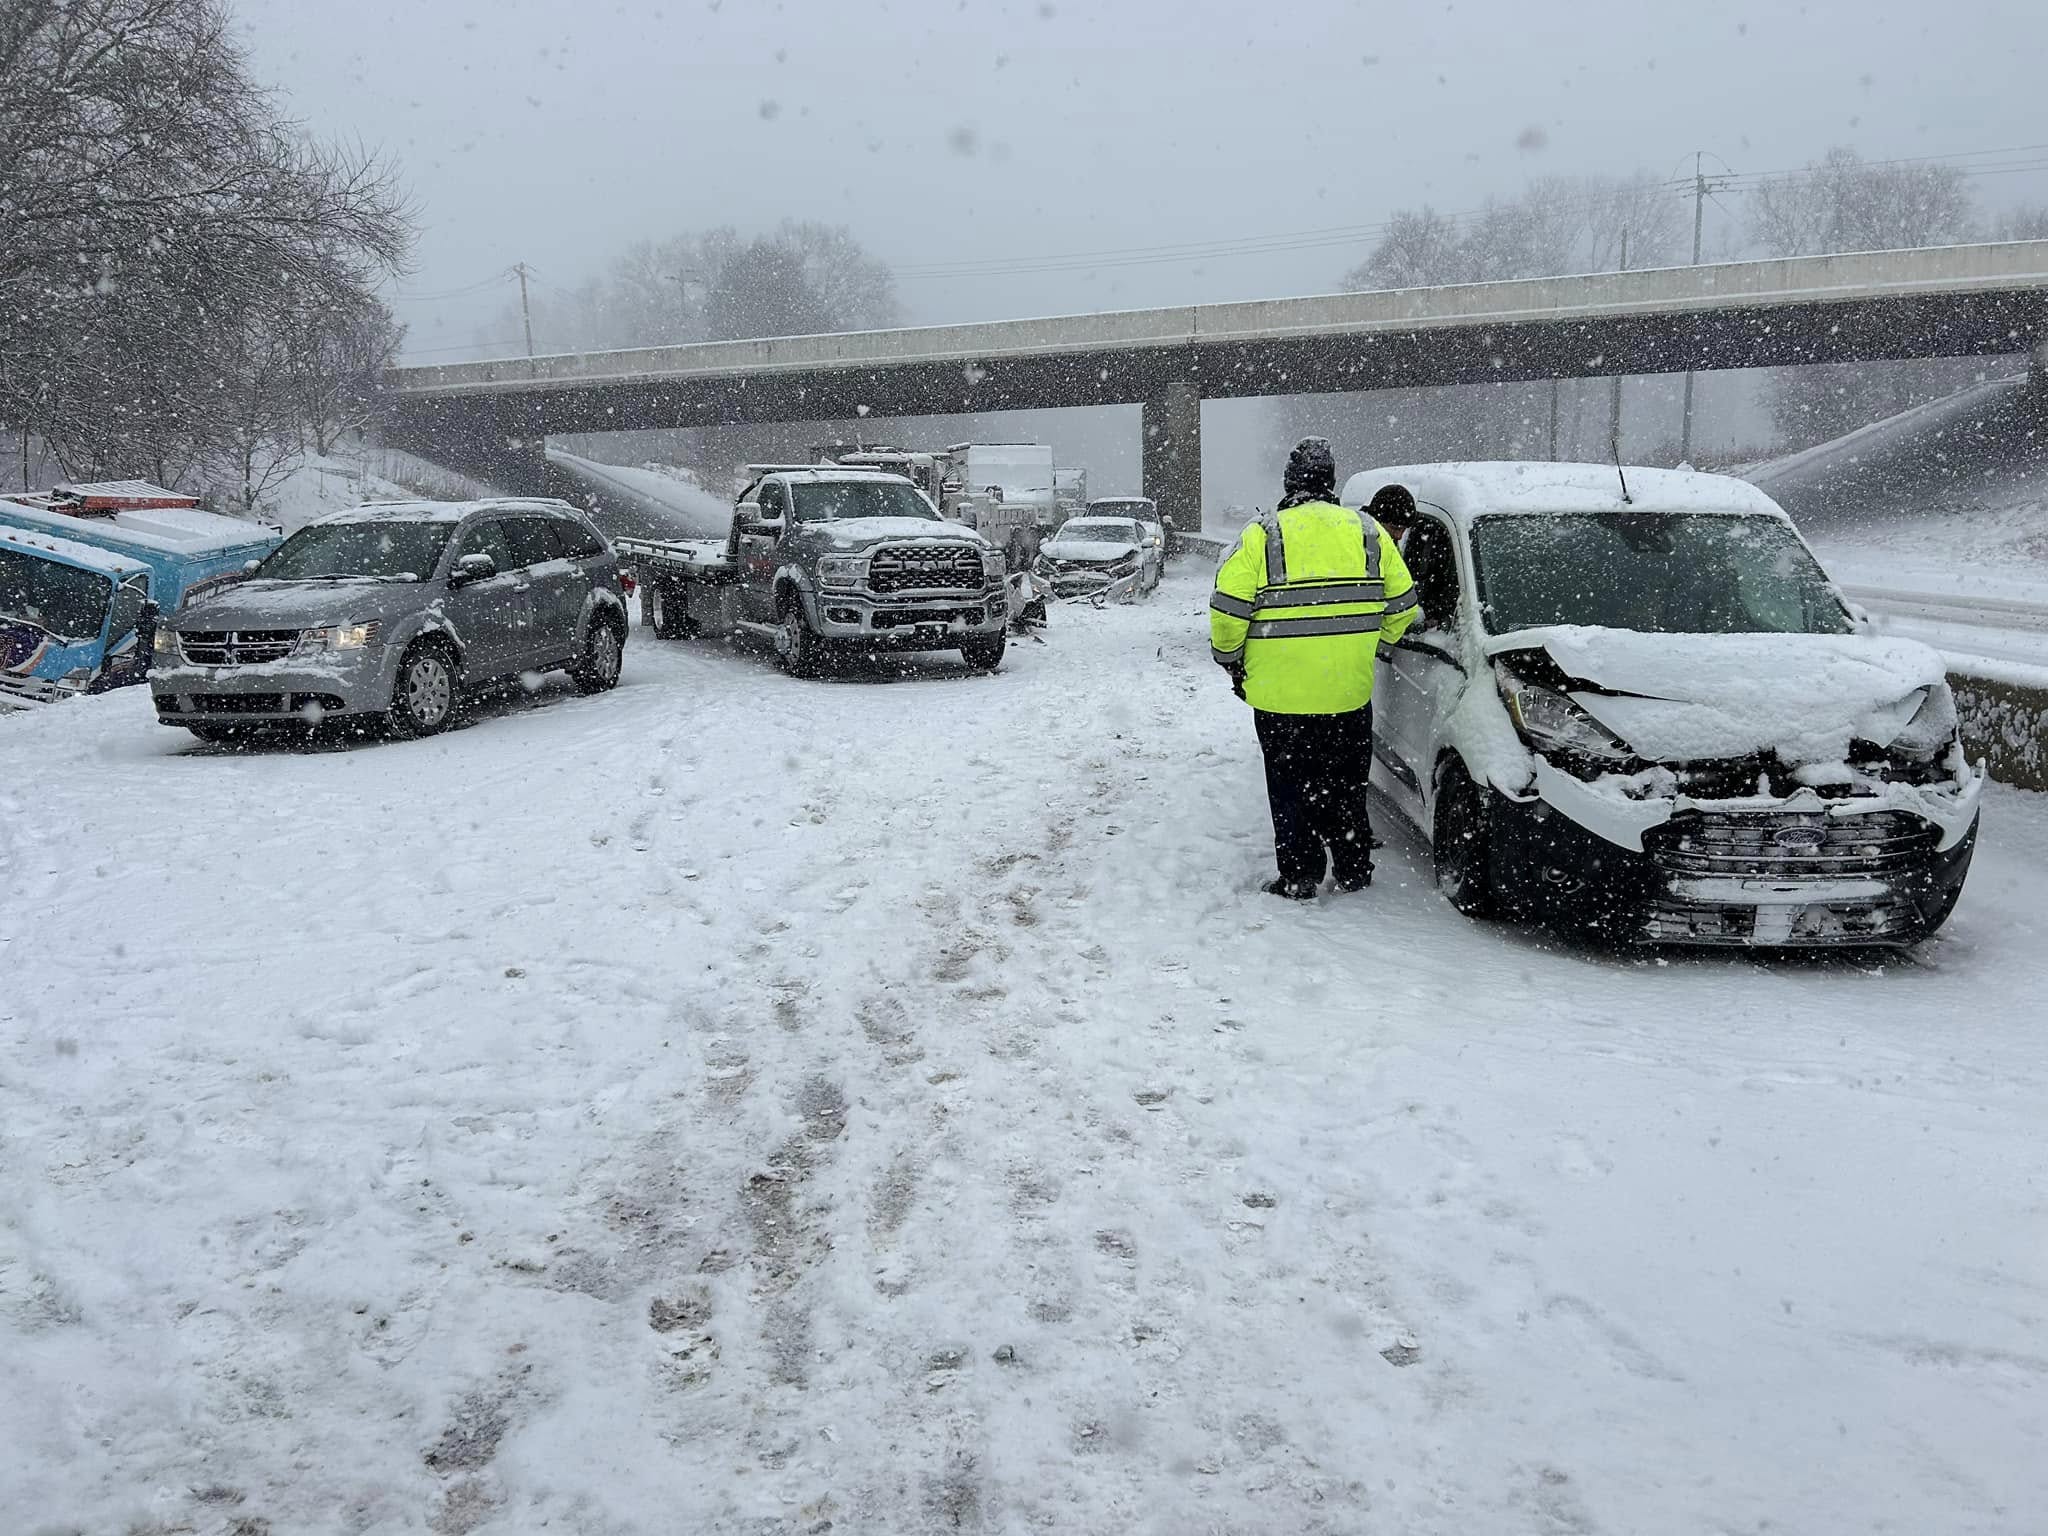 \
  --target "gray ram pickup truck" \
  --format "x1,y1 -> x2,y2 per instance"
620,468 -> 1010,675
